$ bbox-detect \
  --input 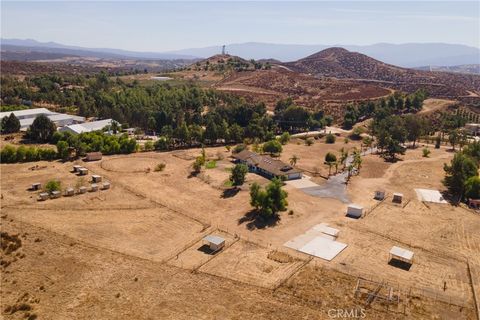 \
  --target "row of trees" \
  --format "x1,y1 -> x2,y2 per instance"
343,90 -> 427,129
